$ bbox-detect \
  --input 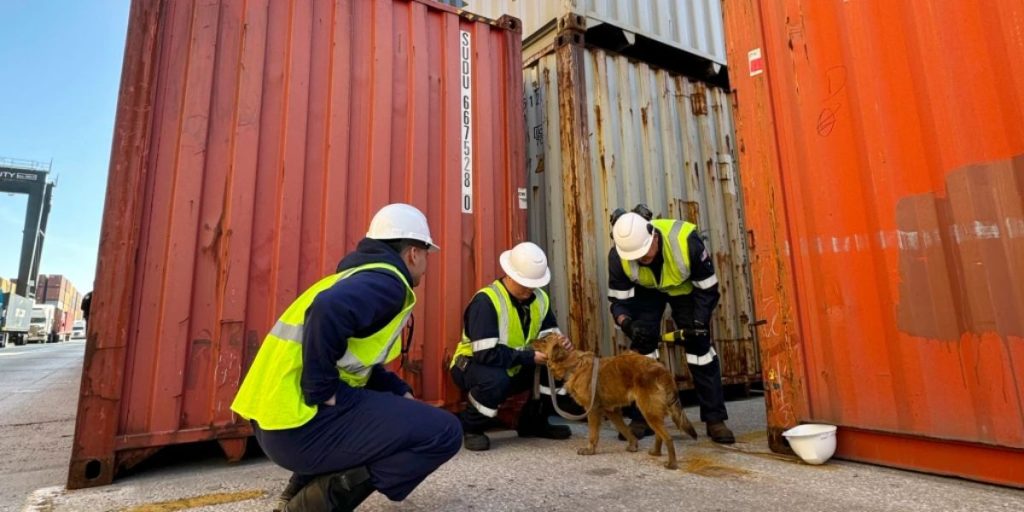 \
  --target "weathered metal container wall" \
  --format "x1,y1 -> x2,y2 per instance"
455,0 -> 727,65
723,0 -> 1024,486
524,36 -> 757,388
70,0 -> 525,489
